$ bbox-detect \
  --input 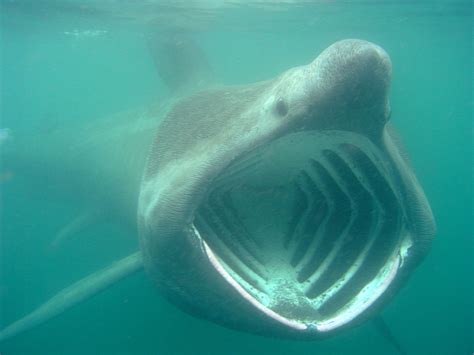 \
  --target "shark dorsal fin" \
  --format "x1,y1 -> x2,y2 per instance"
147,32 -> 214,95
